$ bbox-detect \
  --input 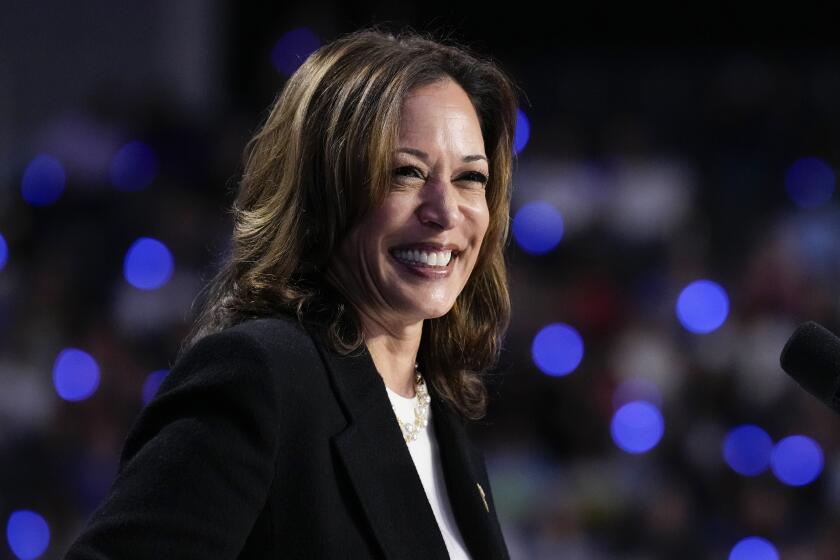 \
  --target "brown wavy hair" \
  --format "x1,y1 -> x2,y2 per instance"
181,27 -> 519,420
